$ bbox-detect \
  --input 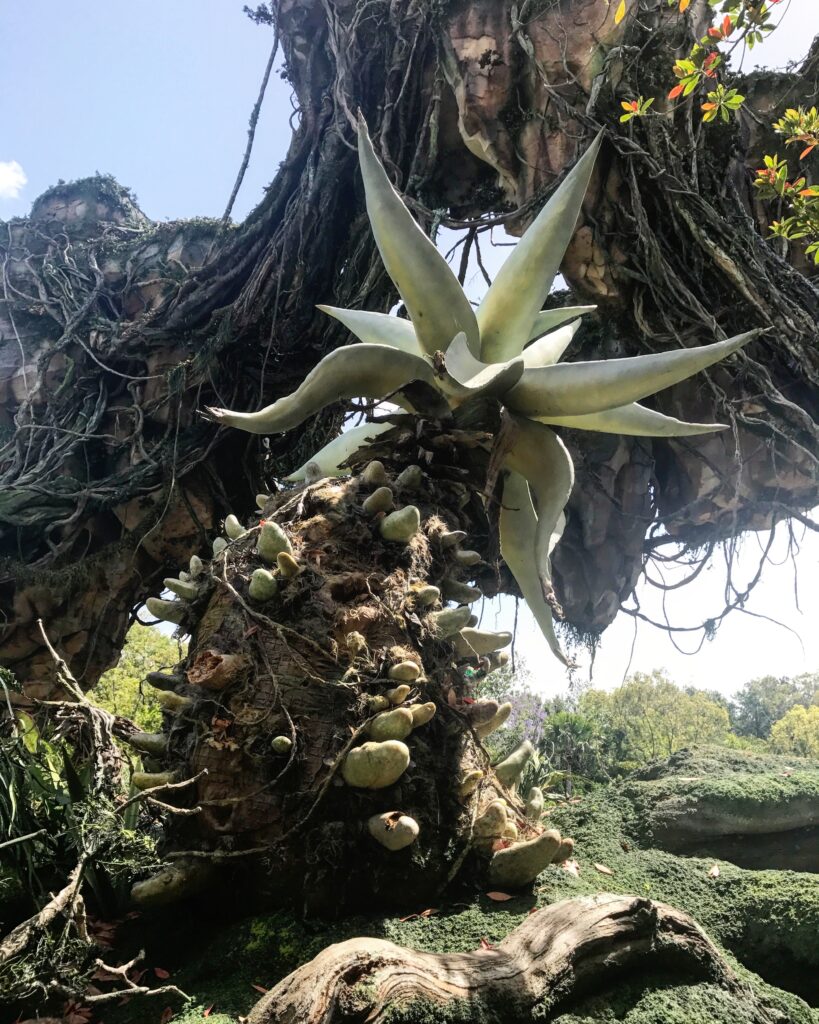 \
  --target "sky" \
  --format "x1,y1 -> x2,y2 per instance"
2,0 -> 817,697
